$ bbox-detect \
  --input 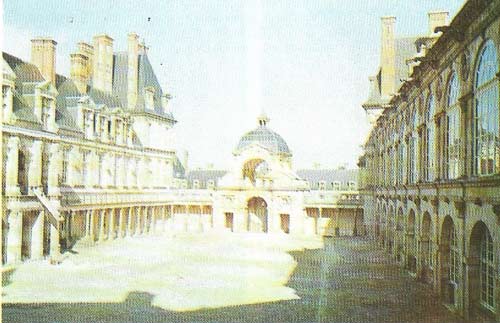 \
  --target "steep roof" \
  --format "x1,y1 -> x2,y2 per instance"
297,168 -> 358,190
112,51 -> 174,120
3,52 -> 44,83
